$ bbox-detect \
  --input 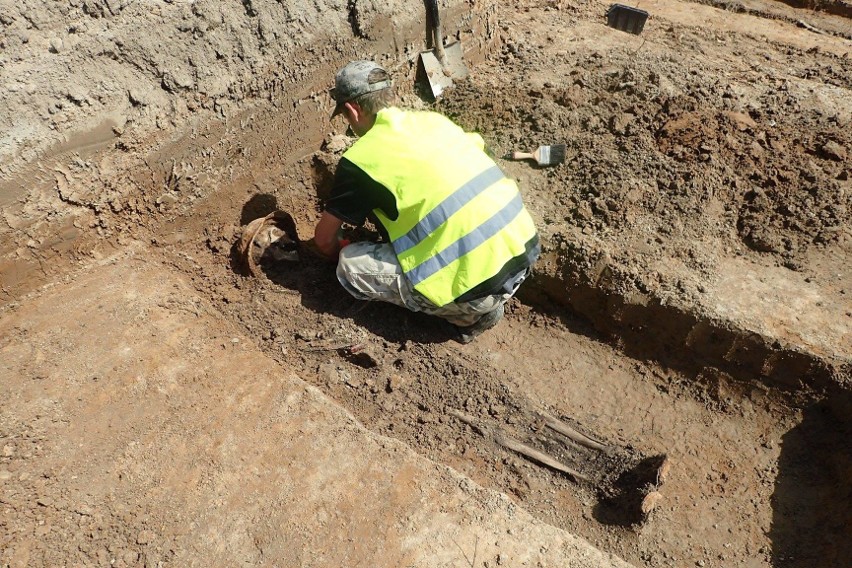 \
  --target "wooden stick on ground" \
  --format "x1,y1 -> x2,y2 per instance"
448,408 -> 486,434
448,409 -> 589,482
495,433 -> 590,481
542,412 -> 610,452
796,20 -> 824,35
